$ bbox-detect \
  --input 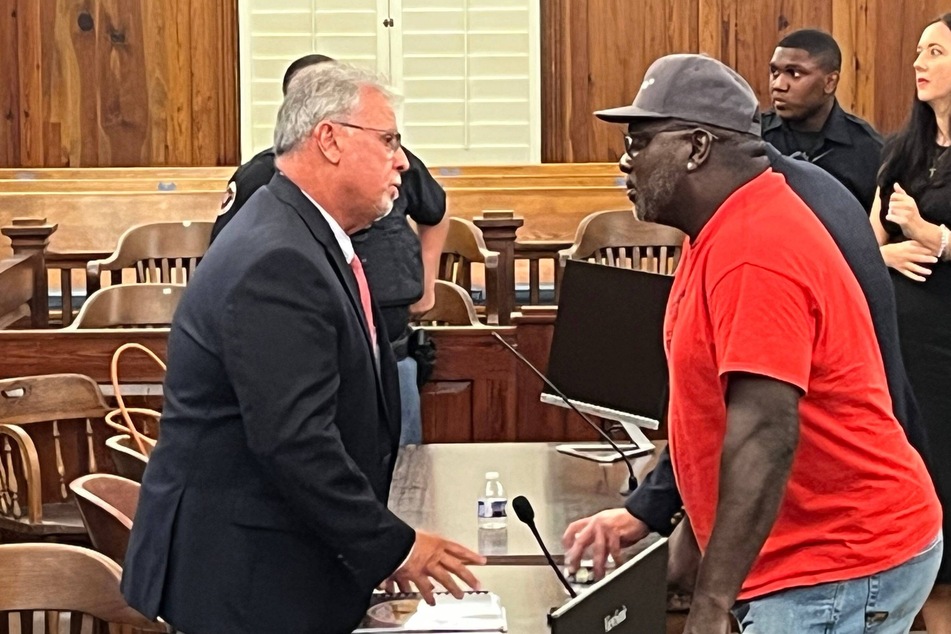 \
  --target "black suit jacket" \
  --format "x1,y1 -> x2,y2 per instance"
122,173 -> 416,634
626,145 -> 926,534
